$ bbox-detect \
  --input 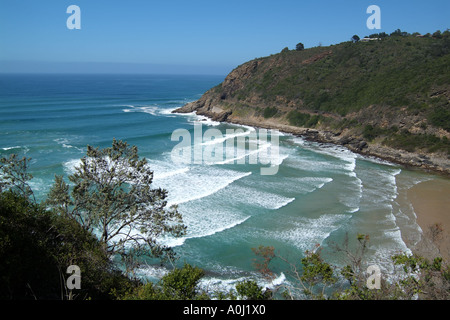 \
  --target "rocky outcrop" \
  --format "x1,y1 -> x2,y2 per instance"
174,99 -> 450,175
173,40 -> 450,176
175,101 -> 450,175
